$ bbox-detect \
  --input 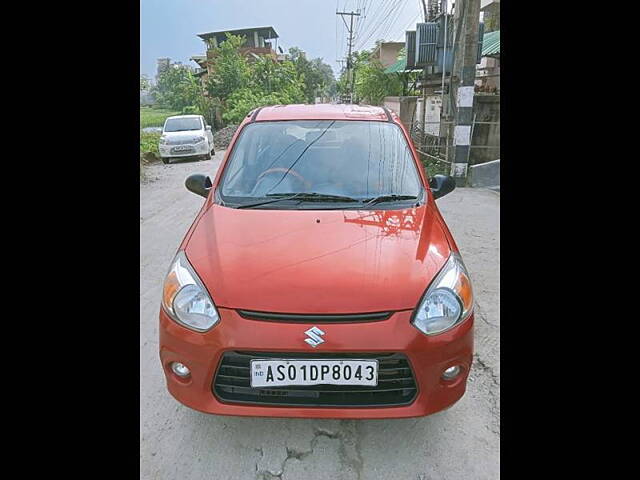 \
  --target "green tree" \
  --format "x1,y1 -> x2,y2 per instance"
223,58 -> 306,124
337,47 -> 403,104
140,74 -> 150,92
205,34 -> 252,101
251,57 -> 305,98
288,47 -> 336,102
152,63 -> 200,110
355,59 -> 403,105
